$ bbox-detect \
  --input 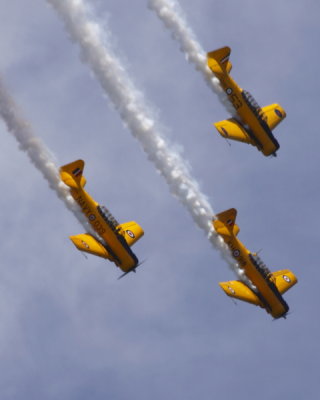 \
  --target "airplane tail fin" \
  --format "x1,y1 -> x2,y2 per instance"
272,269 -> 297,294
213,208 -> 240,237
60,159 -> 87,189
261,104 -> 286,130
219,280 -> 261,306
117,221 -> 144,246
207,46 -> 232,75
70,233 -> 110,259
